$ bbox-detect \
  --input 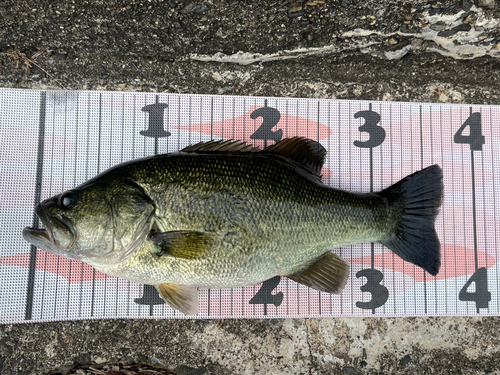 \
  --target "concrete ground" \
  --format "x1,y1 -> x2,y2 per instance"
1,0 -> 500,374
